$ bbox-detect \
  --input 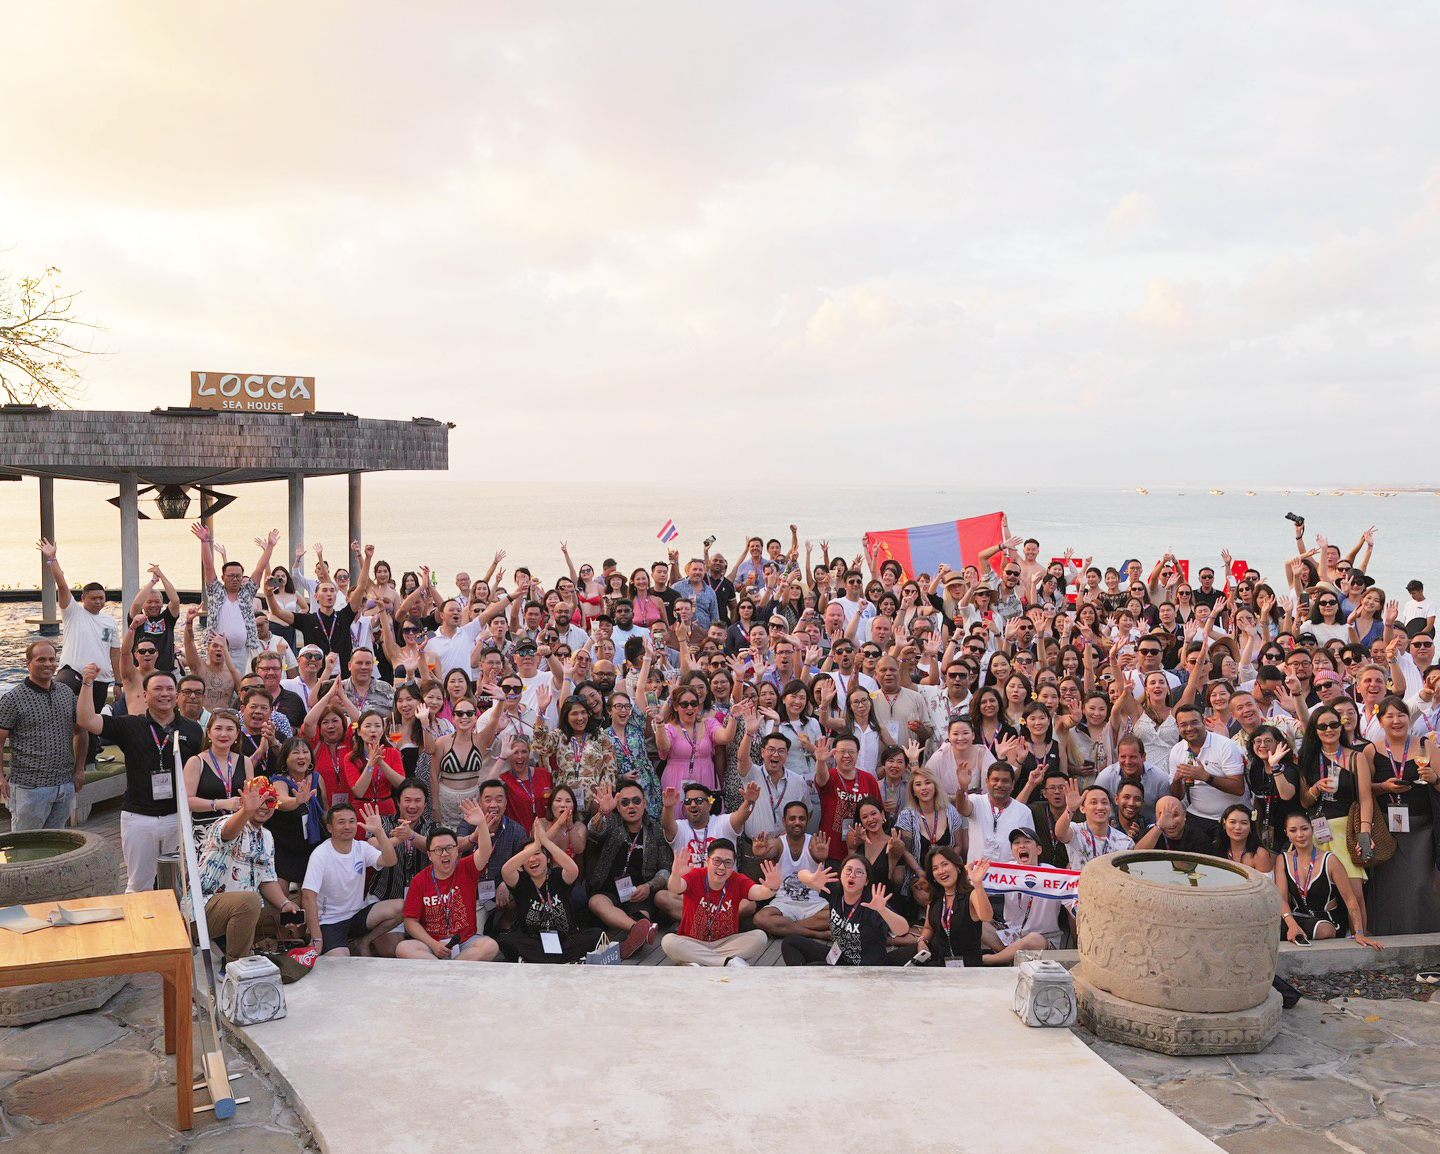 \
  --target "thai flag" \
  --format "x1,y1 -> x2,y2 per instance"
656,519 -> 679,543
